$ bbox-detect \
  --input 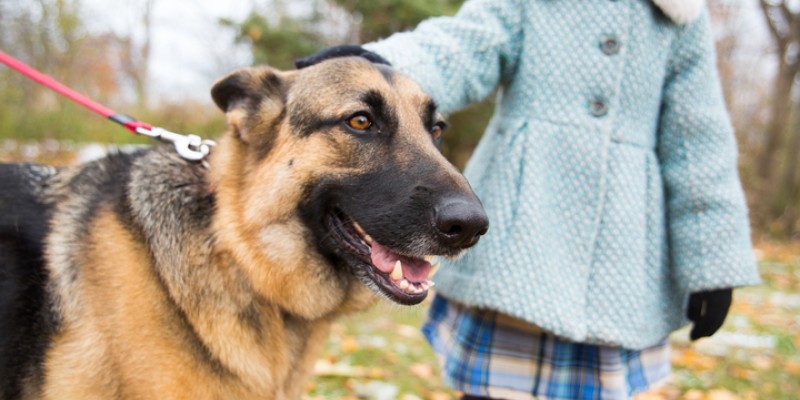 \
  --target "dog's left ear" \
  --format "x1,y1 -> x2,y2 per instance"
211,66 -> 294,142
